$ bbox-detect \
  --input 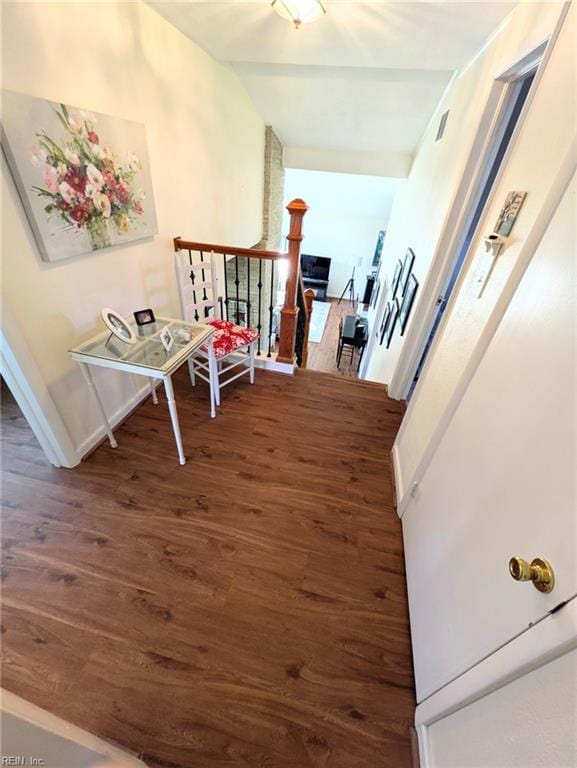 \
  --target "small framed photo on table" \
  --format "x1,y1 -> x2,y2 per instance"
160,326 -> 174,353
134,308 -> 156,326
